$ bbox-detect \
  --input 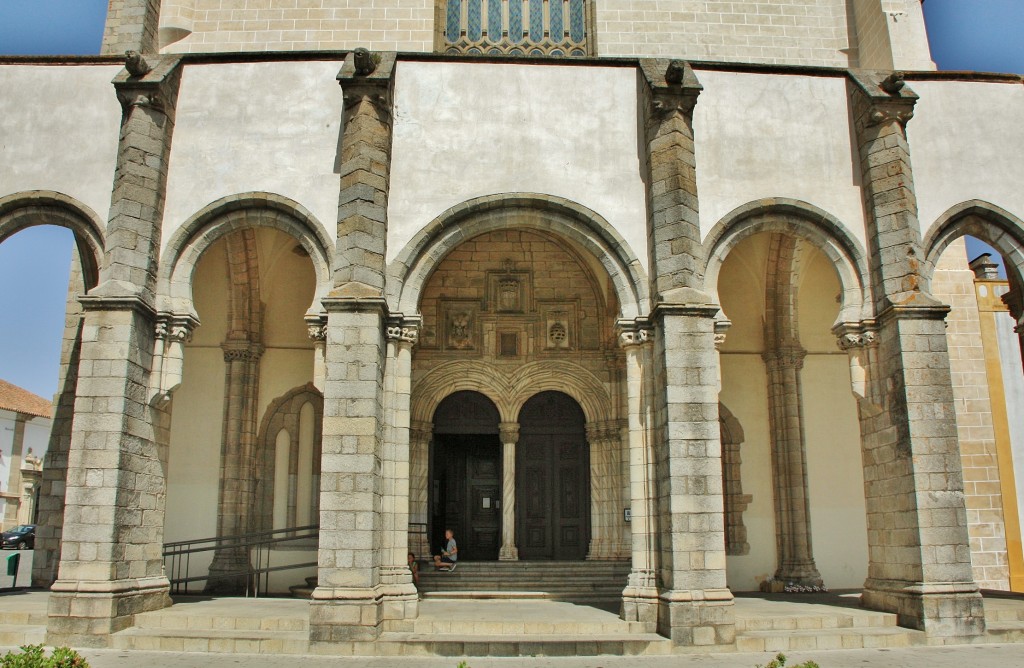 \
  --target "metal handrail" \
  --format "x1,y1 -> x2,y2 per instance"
163,524 -> 320,597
